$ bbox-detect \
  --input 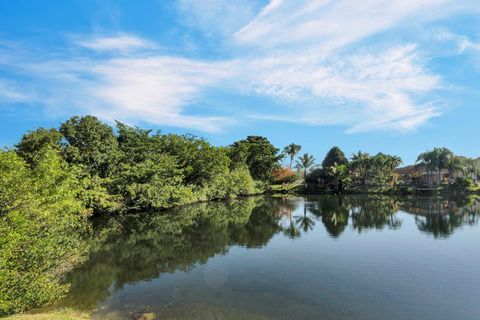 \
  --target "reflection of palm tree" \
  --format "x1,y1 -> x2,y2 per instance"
284,217 -> 301,238
295,203 -> 315,232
